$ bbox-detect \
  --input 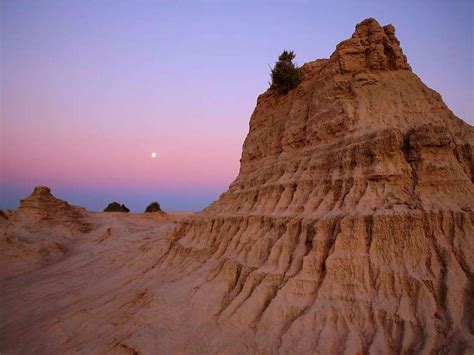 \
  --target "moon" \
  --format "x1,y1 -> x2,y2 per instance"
151,152 -> 156,159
